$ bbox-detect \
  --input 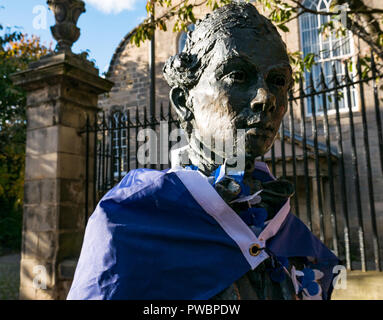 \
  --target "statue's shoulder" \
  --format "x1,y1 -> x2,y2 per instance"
118,168 -> 168,188
99,168 -> 169,201
98,167 -> 203,206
